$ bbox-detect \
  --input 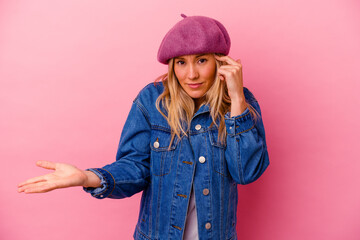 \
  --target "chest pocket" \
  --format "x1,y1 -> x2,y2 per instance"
209,128 -> 230,177
150,128 -> 178,176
